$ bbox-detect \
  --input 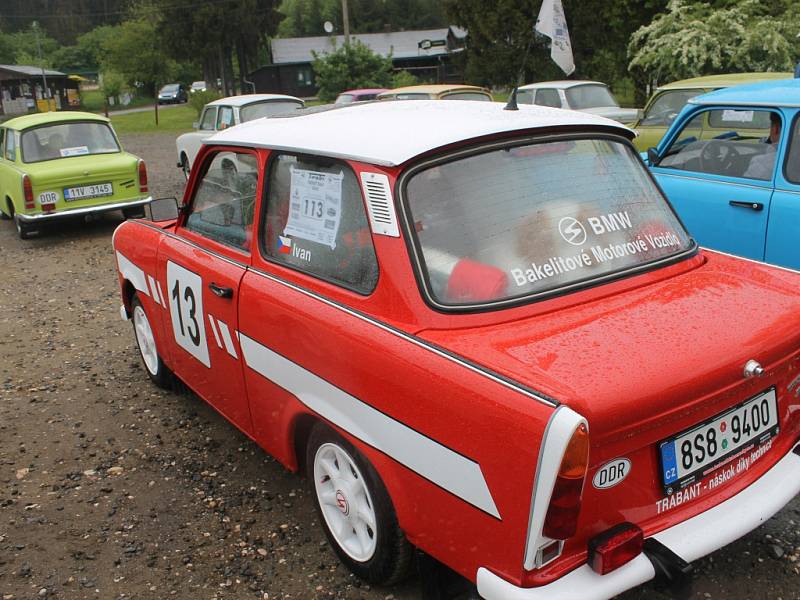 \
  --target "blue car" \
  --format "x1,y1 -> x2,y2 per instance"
644,79 -> 800,269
